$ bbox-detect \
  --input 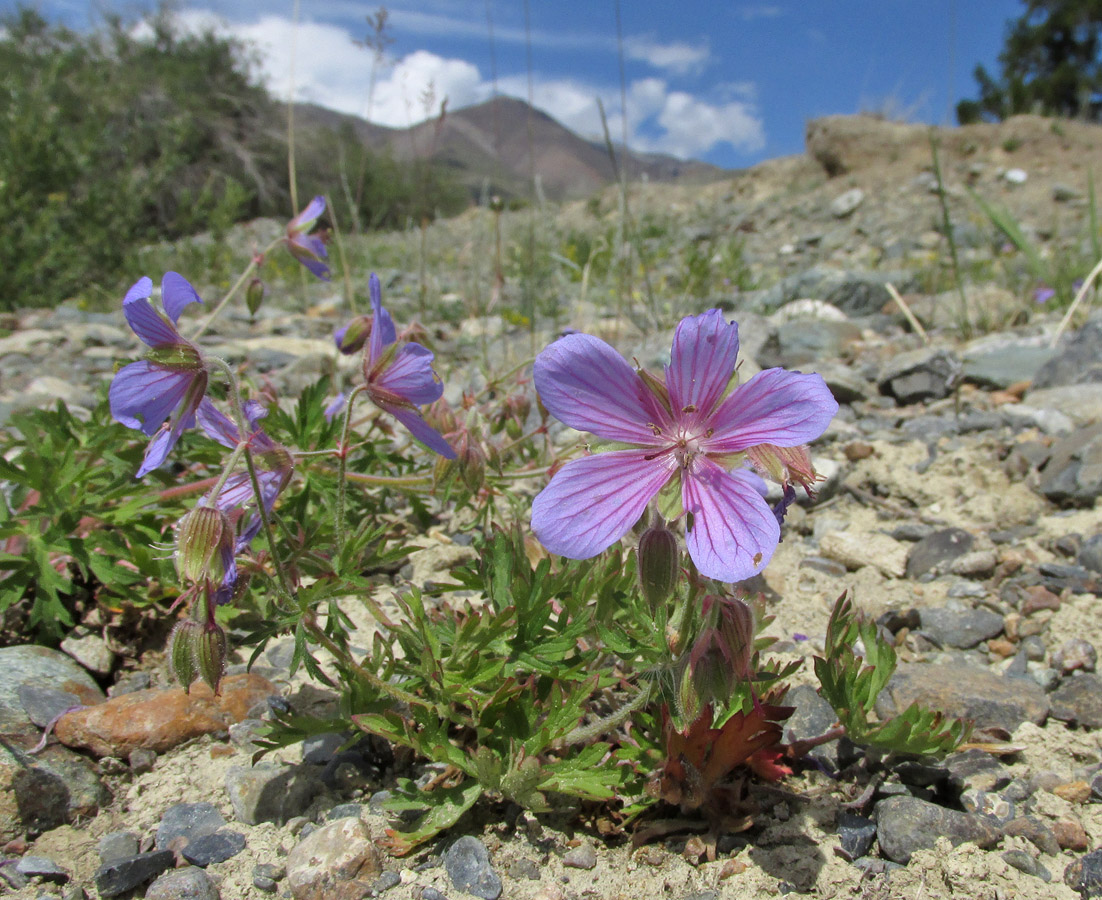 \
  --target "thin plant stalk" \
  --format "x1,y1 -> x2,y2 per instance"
885,282 -> 929,344
929,130 -> 971,337
190,236 -> 283,341
1051,252 -> 1102,347
325,193 -> 357,314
